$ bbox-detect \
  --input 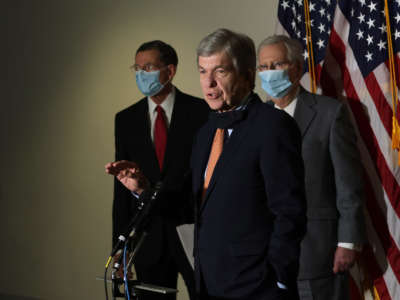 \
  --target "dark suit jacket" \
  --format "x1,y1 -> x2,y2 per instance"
112,88 -> 209,268
293,89 -> 366,280
191,93 -> 307,299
